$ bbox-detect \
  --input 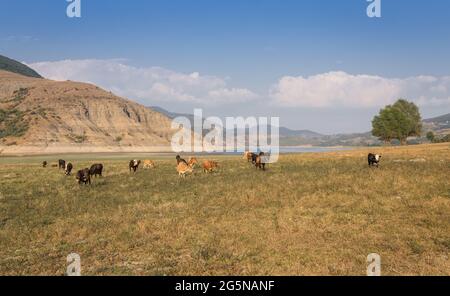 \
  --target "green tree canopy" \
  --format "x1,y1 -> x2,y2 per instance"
372,99 -> 422,145
426,131 -> 435,142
